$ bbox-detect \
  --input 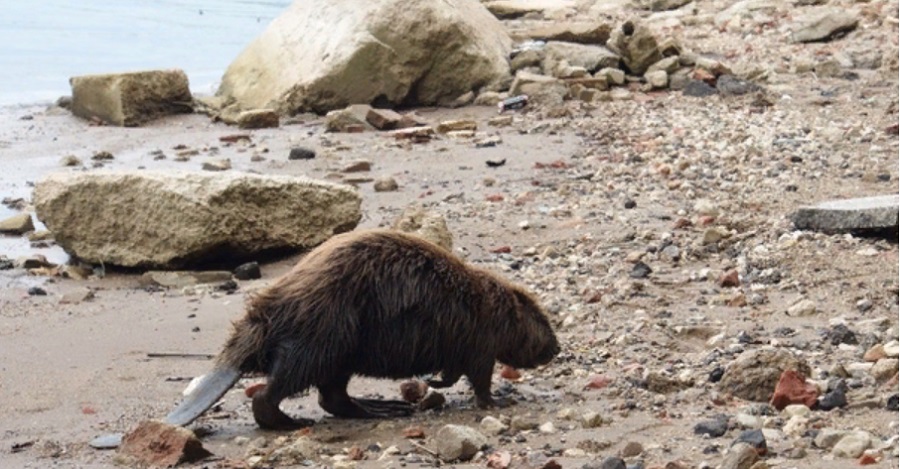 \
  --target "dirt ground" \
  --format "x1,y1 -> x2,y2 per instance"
1,1 -> 898,469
